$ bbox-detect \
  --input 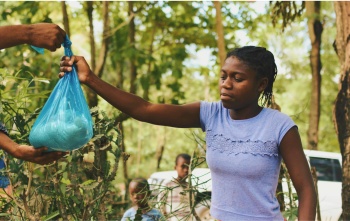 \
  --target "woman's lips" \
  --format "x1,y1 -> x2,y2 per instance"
220,93 -> 232,100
